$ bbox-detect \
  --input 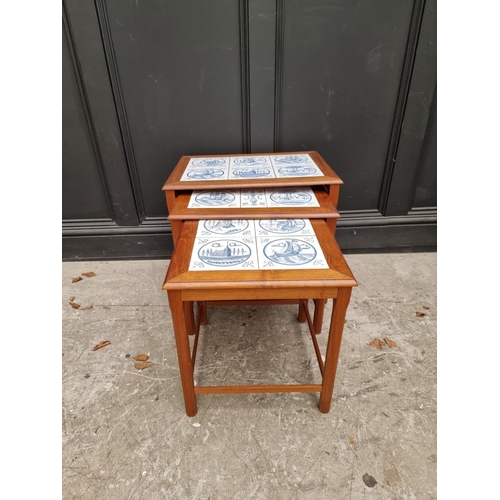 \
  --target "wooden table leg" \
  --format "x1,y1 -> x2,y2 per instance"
313,299 -> 327,334
297,300 -> 307,323
170,220 -> 183,246
326,218 -> 338,234
167,290 -> 197,417
183,302 -> 195,336
319,288 -> 352,413
199,301 -> 207,325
